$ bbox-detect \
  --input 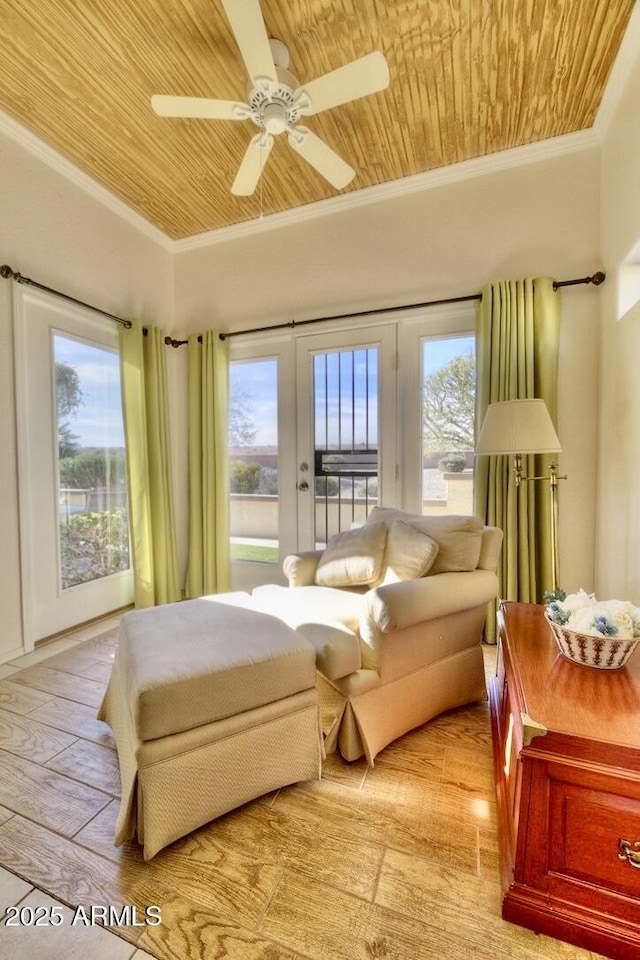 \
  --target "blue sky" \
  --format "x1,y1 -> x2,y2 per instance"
230,357 -> 279,446
313,349 -> 377,449
230,334 -> 475,448
424,334 -> 474,377
54,334 -> 125,448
